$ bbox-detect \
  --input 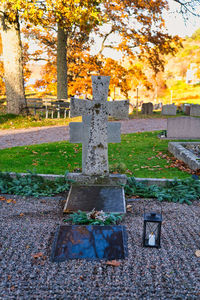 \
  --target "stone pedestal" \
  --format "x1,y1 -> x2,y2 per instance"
67,172 -> 127,186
